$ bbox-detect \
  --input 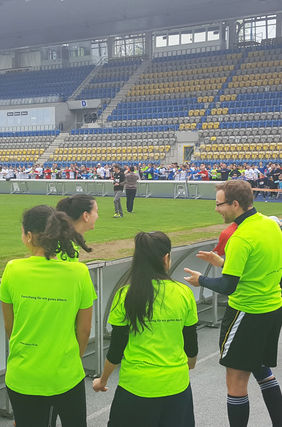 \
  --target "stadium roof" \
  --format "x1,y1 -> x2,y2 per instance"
0,0 -> 281,50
